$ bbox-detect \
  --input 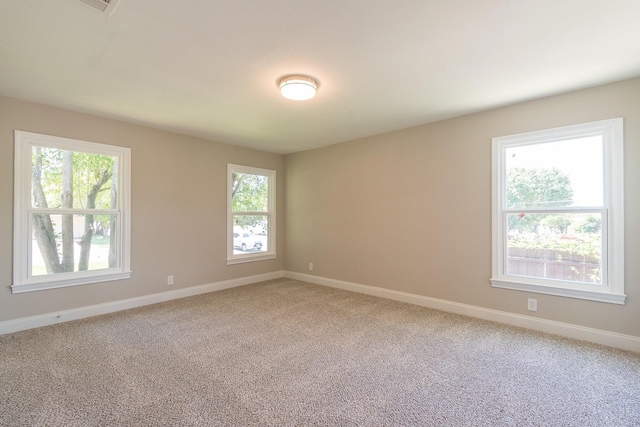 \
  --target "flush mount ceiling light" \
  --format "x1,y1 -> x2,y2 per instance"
279,75 -> 318,101
78,0 -> 112,12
